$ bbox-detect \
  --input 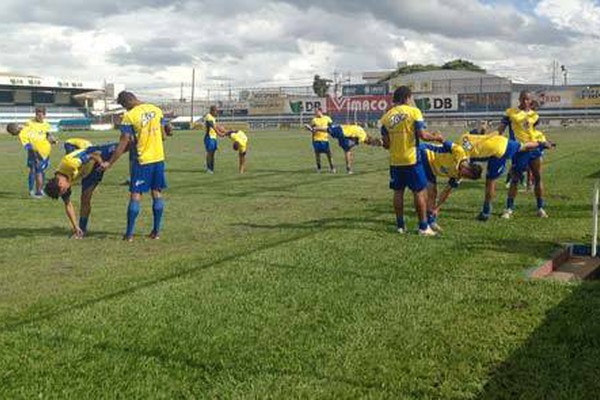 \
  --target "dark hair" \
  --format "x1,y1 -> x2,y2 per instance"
44,177 -> 62,199
470,163 -> 483,180
35,106 -> 46,114
519,90 -> 531,102
6,122 -> 20,135
393,86 -> 412,104
210,105 -> 218,113
116,91 -> 137,106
